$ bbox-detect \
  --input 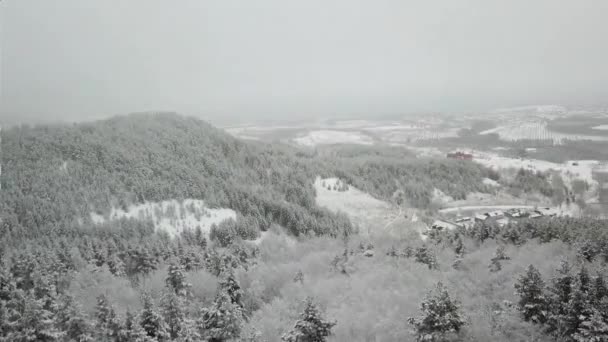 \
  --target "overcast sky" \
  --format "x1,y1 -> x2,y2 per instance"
2,0 -> 608,124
